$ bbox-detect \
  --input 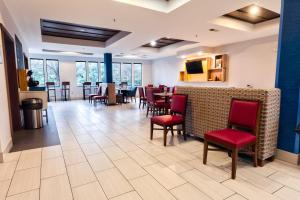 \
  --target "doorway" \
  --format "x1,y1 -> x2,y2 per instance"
1,24 -> 22,132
